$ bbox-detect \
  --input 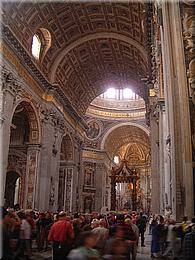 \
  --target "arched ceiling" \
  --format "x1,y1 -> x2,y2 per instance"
2,1 -> 150,116
104,125 -> 150,160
